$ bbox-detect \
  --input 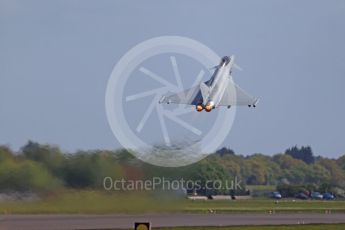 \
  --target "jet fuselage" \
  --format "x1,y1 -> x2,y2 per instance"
203,56 -> 234,111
